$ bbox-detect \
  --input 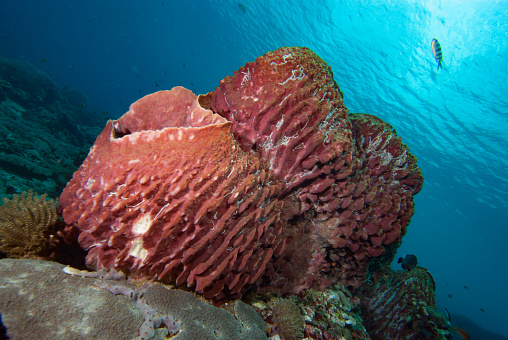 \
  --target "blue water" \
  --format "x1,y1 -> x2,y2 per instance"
1,0 -> 507,336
